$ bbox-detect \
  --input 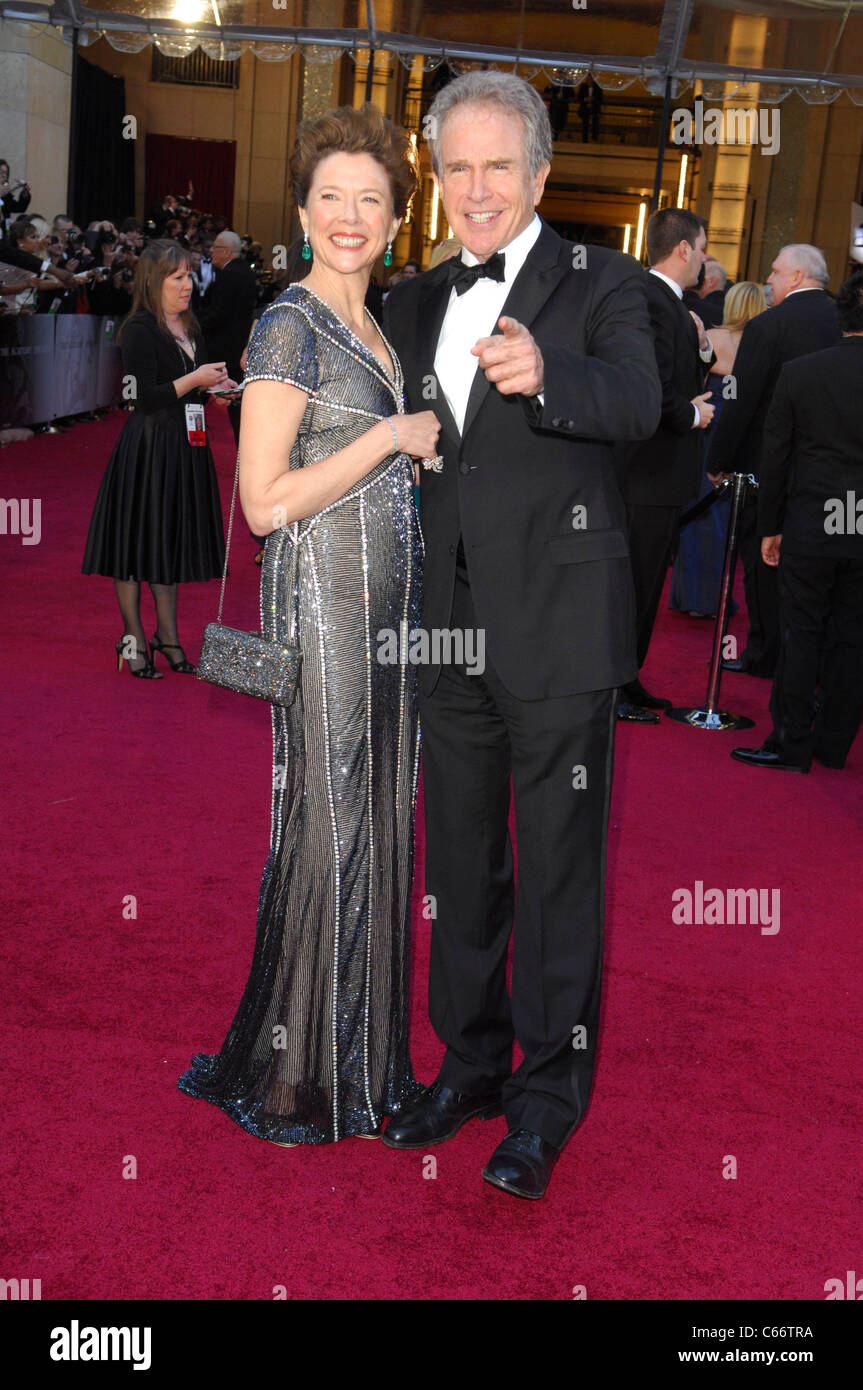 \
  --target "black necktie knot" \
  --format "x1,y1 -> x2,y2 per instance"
446,250 -> 506,296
